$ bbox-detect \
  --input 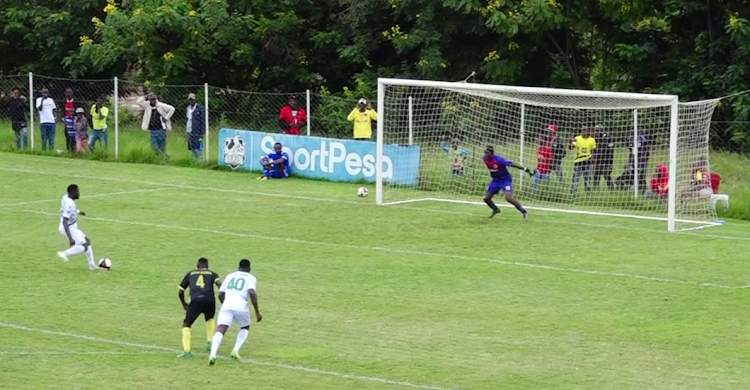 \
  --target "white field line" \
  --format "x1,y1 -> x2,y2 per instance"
2,166 -> 748,241
7,208 -> 743,289
0,350 -> 162,356
0,321 -> 457,390
0,187 -> 177,207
